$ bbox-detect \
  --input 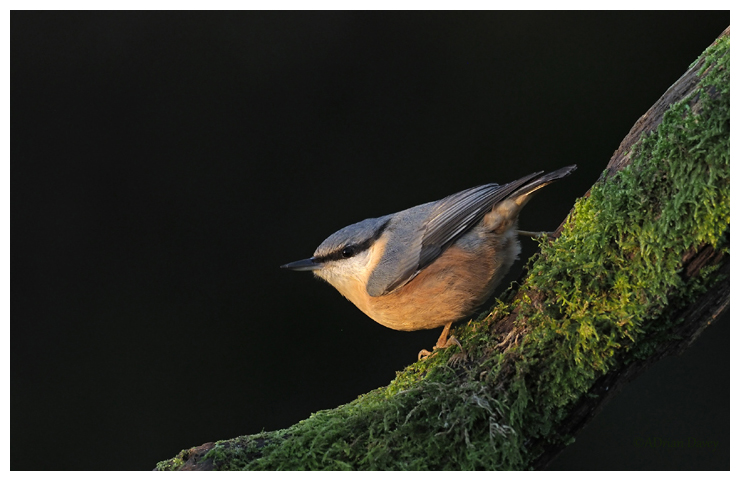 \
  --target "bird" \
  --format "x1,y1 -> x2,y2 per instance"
281,165 -> 577,359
